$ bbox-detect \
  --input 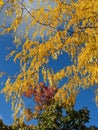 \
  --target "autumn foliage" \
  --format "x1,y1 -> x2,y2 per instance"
24,82 -> 58,110
0,0 -> 98,124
